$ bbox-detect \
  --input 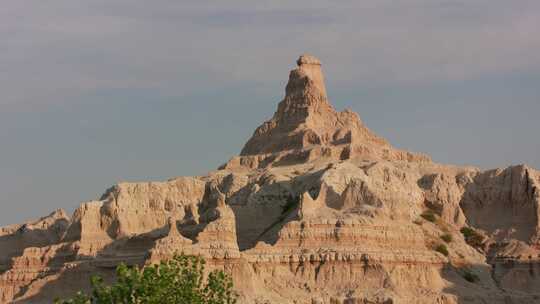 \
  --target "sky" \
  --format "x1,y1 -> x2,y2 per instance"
1,0 -> 539,226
